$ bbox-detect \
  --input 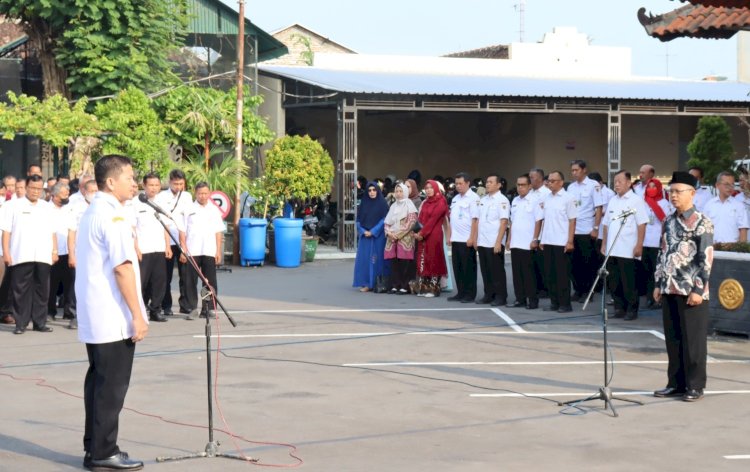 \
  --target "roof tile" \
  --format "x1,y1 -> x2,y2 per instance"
639,4 -> 750,41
